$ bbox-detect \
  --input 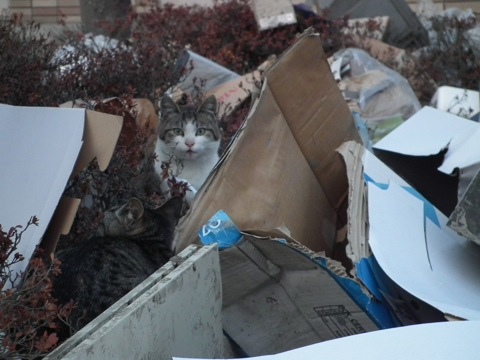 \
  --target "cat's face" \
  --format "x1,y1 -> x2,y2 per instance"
158,95 -> 220,160
96,198 -> 147,237
96,197 -> 183,238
